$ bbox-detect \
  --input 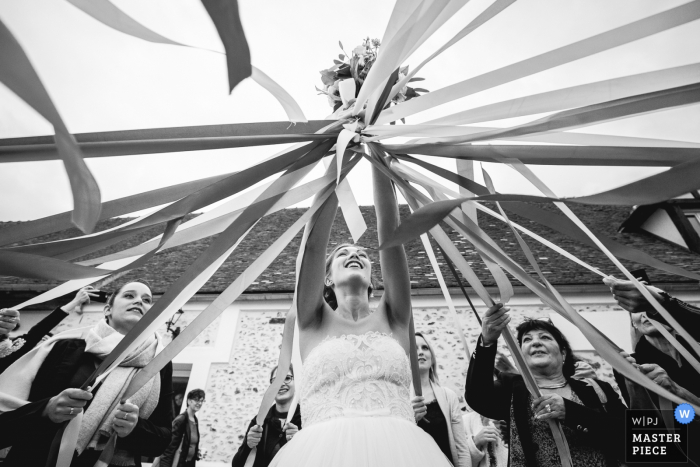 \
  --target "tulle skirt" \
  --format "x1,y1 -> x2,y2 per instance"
269,415 -> 453,467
